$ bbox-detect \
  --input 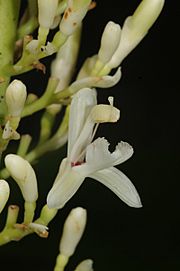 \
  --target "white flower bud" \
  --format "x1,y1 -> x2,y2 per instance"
38,0 -> 59,29
0,180 -> 10,214
51,26 -> 81,92
5,154 -> 38,203
98,21 -> 121,64
132,0 -> 165,36
108,0 -> 165,68
74,259 -> 94,271
60,0 -> 91,36
5,80 -> 27,117
60,207 -> 87,257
